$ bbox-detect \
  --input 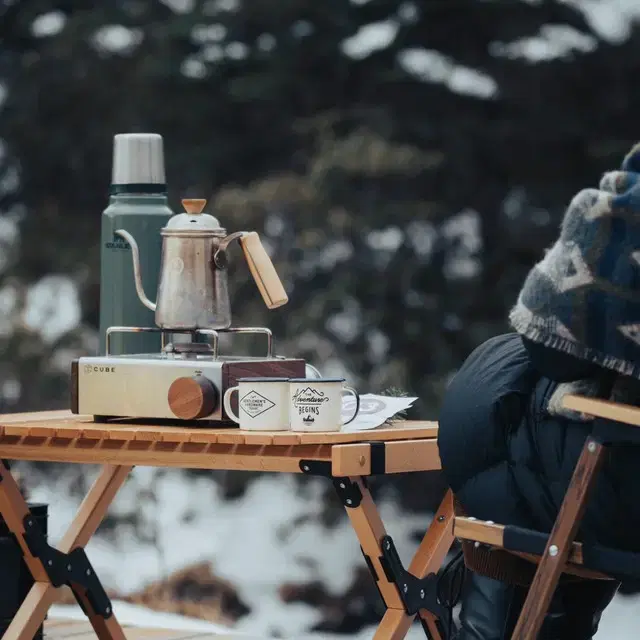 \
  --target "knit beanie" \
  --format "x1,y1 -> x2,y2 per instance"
509,143 -> 640,381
